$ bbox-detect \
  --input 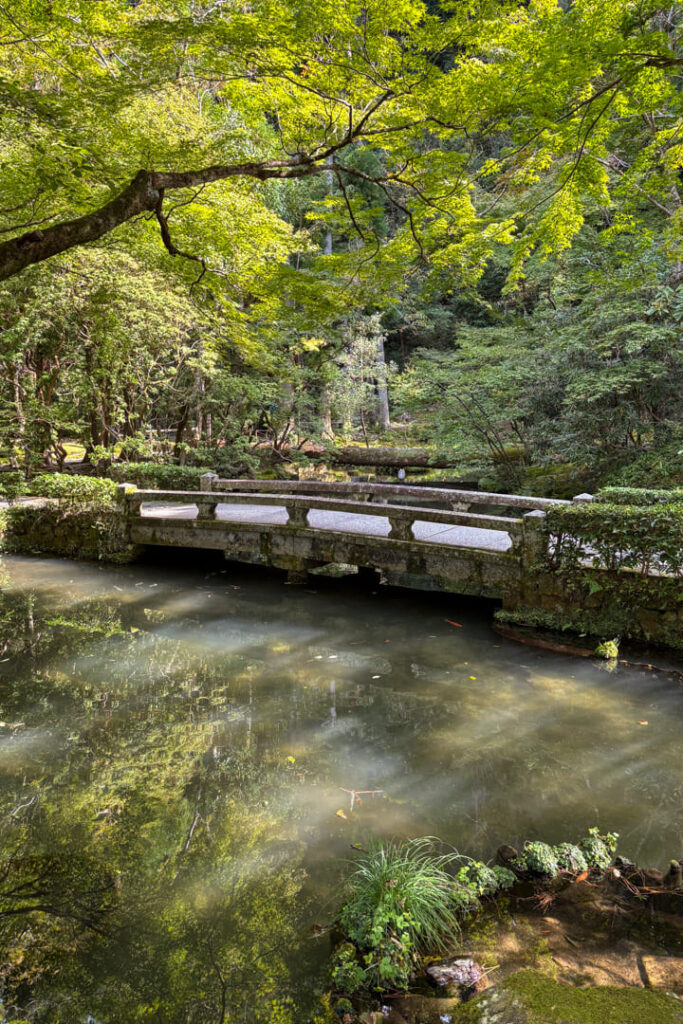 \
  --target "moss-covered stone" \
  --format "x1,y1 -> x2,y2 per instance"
0,501 -> 138,563
409,971 -> 683,1024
